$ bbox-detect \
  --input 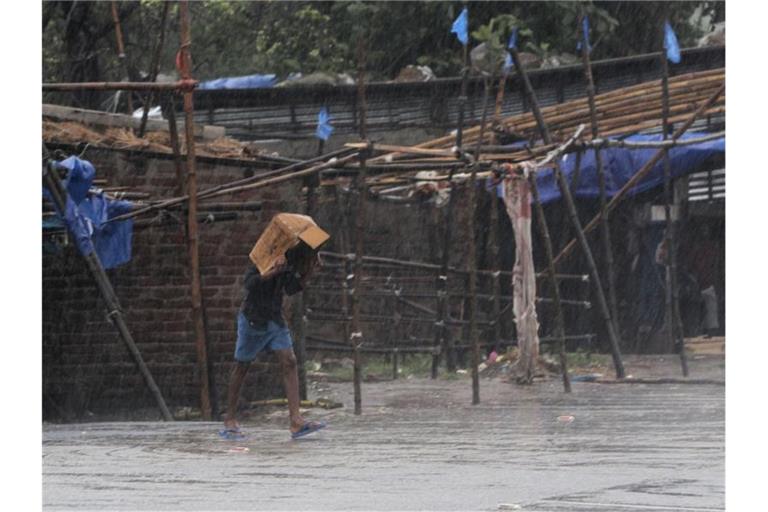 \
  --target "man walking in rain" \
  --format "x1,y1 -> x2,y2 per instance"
220,239 -> 326,440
